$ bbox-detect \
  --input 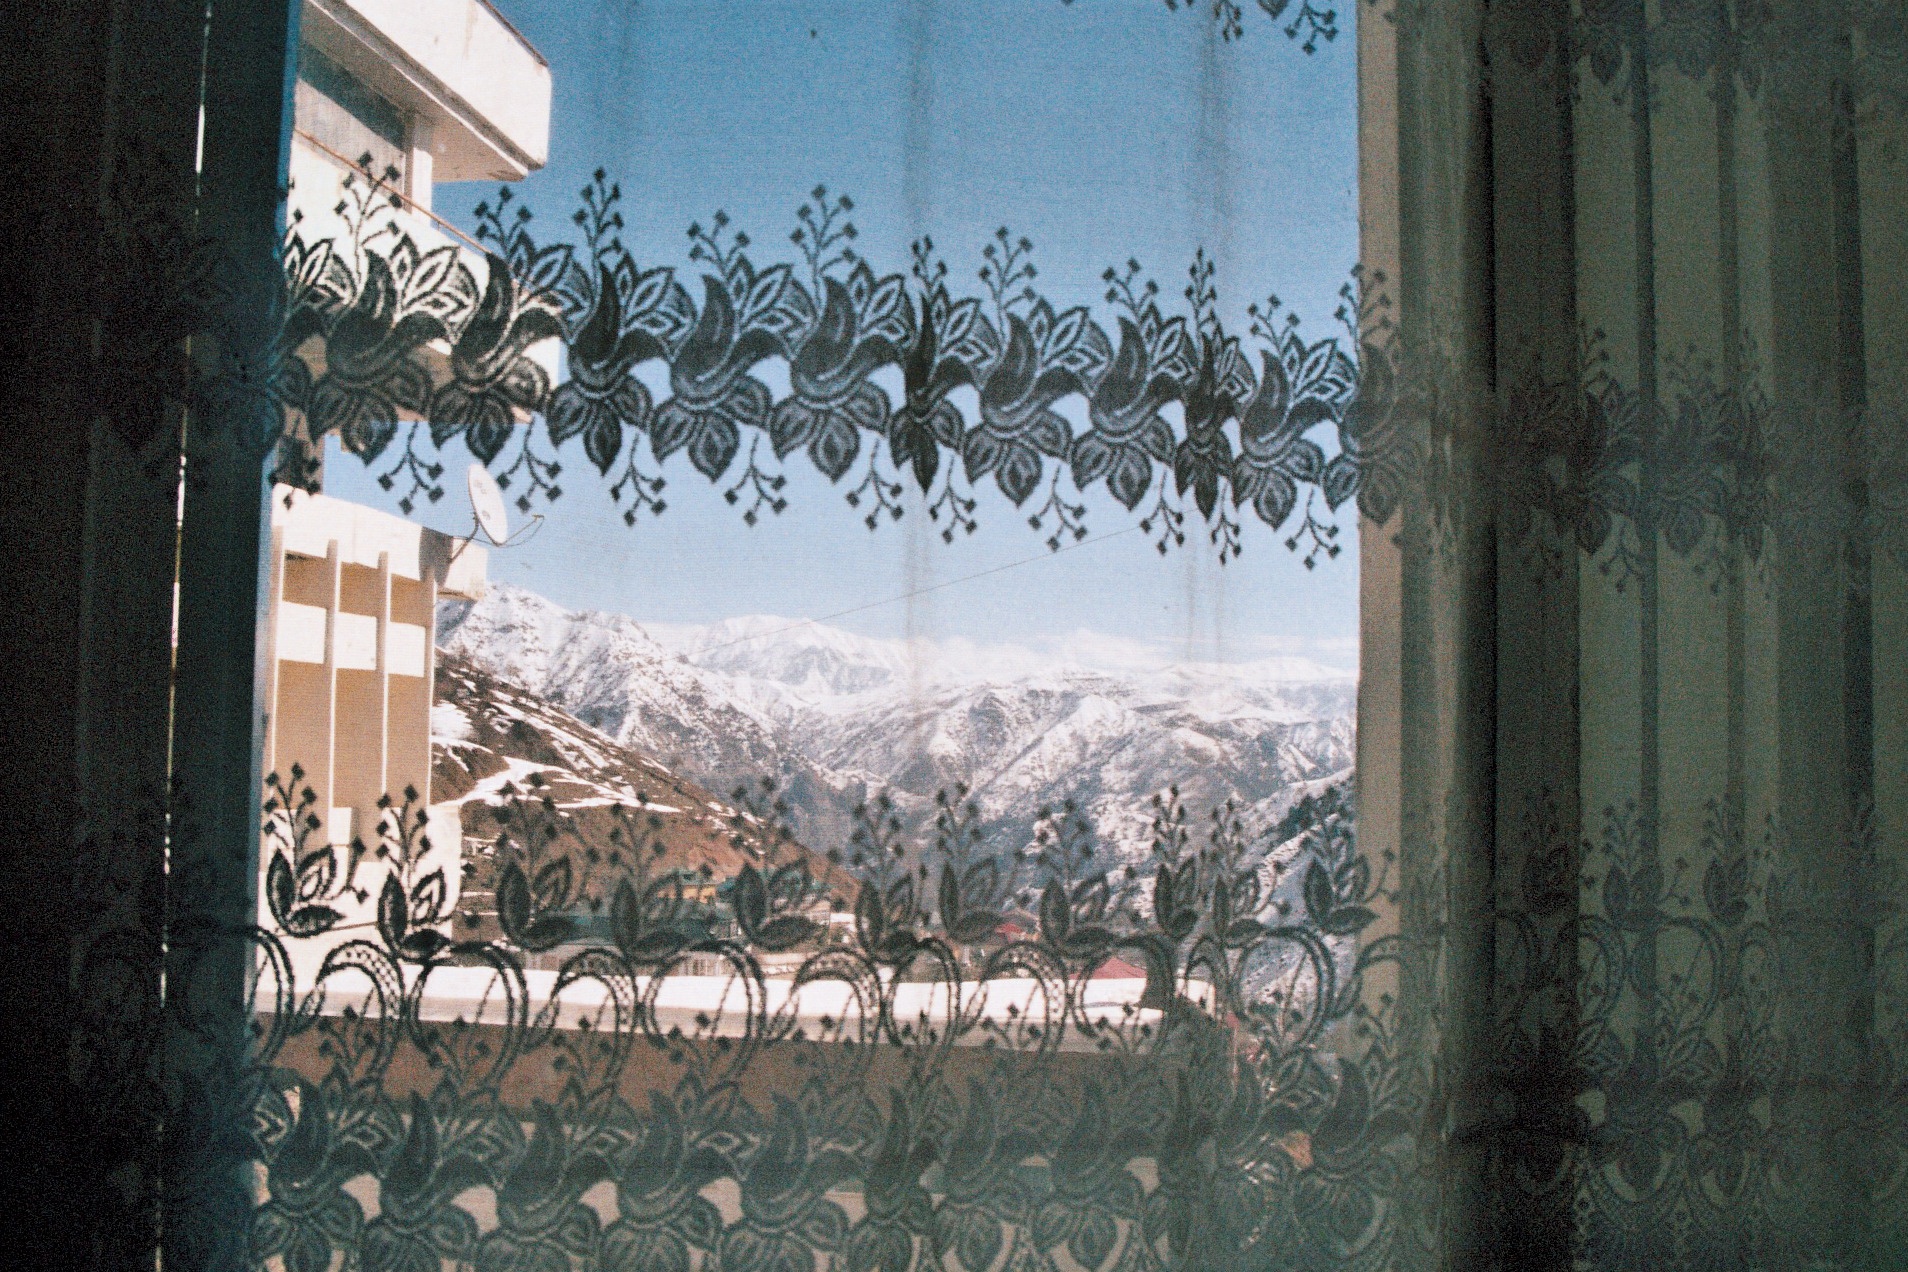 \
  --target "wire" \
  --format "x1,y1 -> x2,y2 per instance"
633,524 -> 1138,670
